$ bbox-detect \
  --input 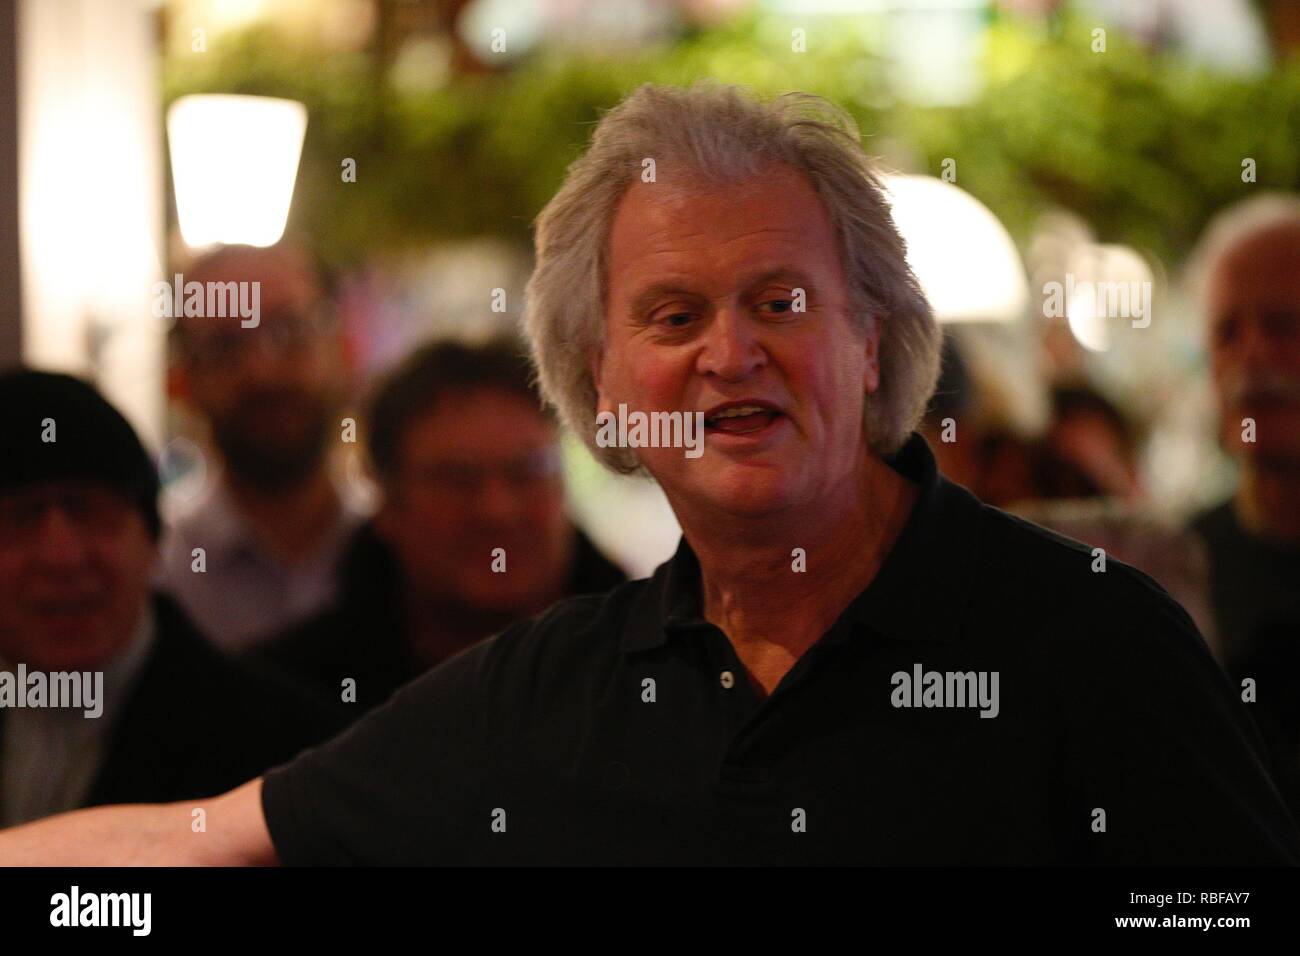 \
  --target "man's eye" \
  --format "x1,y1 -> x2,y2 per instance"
661,312 -> 693,327
761,299 -> 795,314
1261,309 -> 1300,337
